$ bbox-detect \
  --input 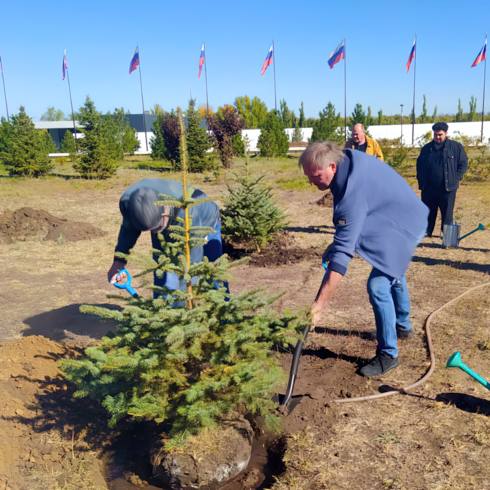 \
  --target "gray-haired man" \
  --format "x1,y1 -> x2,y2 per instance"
300,142 -> 428,377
